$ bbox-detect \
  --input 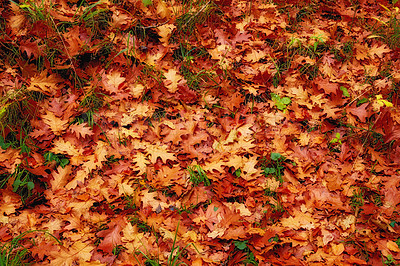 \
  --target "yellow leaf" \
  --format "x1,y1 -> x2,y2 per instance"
132,152 -> 150,174
157,24 -> 175,43
146,143 -> 176,164
159,227 -> 178,241
376,95 -> 393,107
387,241 -> 400,252
332,243 -> 345,255
243,85 -> 258,95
